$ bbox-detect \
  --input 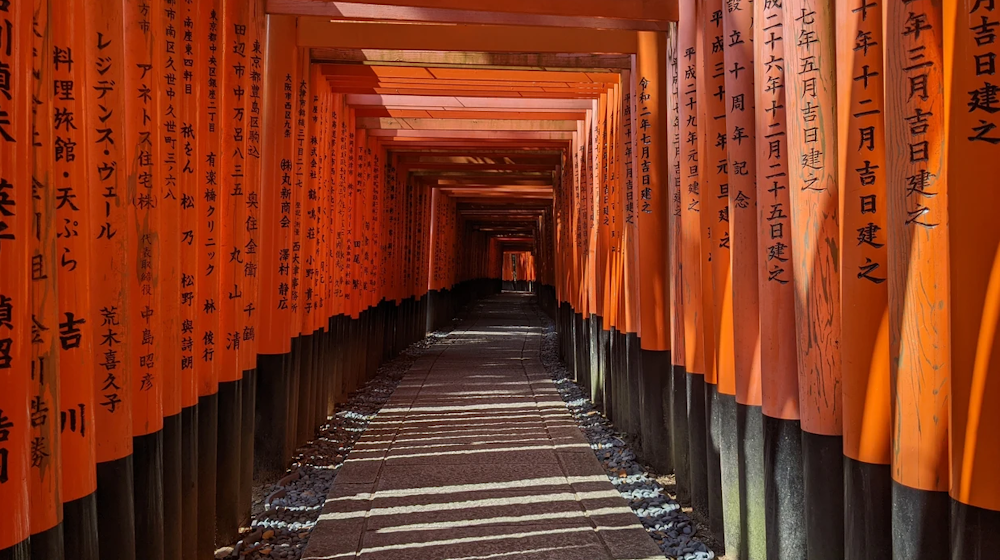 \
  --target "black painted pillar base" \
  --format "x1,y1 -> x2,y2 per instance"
133,429 -> 165,560
197,393 -> 219,559
688,373 -> 709,520
764,415 -> 806,560
62,493 -> 98,560
287,336 -> 302,452
216,379 -> 242,545
162,413 -> 182,560
717,392 -> 740,558
602,325 -> 612,419
28,524 -> 62,560
296,333 -> 316,447
558,302 -> 569,362
844,457 -> 890,560
589,314 -> 602,407
737,403 -> 766,560
625,333 -> 642,442
706,385 -> 726,552
952,498 -> 1000,559
579,315 -> 591,391
672,365 -> 691,505
96,455 -> 135,560
240,368 -> 256,526
892,480 -> 950,560
180,405 -> 198,560
0,541 -> 30,560
608,328 -> 622,431
426,289 -> 439,333
638,347 -> 672,474
802,431 -> 844,560
332,316 -> 346,403
571,311 -> 582,384
254,353 -> 290,482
